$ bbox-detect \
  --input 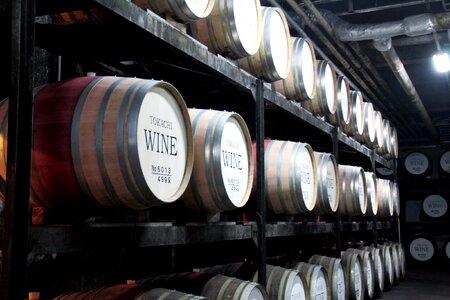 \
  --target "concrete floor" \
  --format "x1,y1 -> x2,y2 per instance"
381,267 -> 450,300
